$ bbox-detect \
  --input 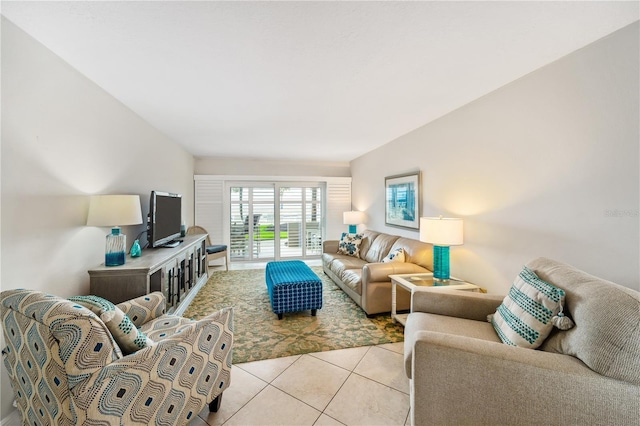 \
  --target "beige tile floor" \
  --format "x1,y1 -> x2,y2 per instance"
192,342 -> 410,426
